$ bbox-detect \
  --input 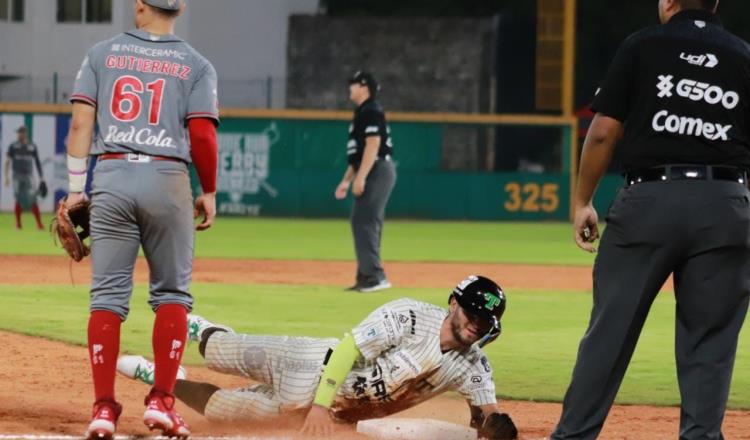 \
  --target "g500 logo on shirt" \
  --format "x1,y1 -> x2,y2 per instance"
656,75 -> 740,110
